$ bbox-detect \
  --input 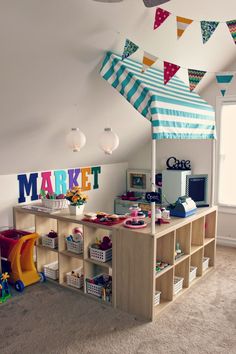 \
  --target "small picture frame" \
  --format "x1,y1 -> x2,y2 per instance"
127,169 -> 151,193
